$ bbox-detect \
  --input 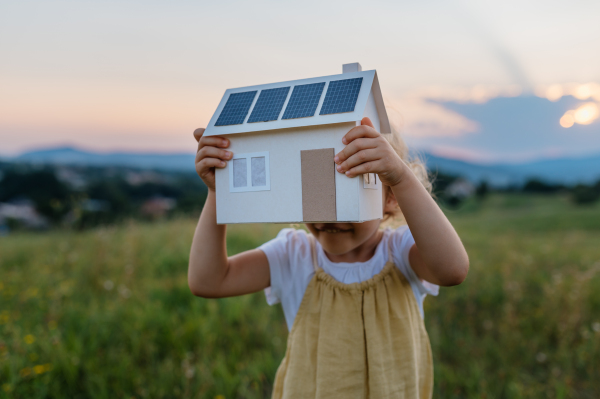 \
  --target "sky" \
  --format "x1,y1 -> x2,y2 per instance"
1,0 -> 599,162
